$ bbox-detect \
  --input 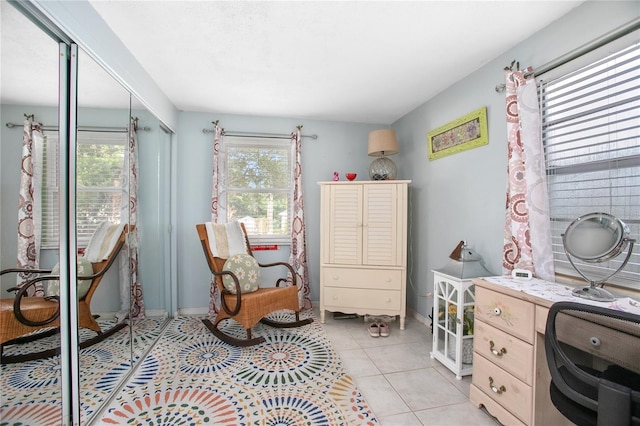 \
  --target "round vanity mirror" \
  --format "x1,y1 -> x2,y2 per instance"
563,212 -> 635,302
